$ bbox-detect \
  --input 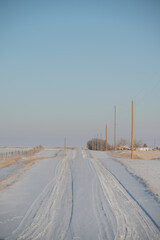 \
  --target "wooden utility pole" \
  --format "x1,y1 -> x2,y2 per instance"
131,100 -> 134,159
114,106 -> 117,151
106,124 -> 107,152
100,133 -> 102,151
64,137 -> 66,153
97,134 -> 99,151
92,138 -> 94,150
